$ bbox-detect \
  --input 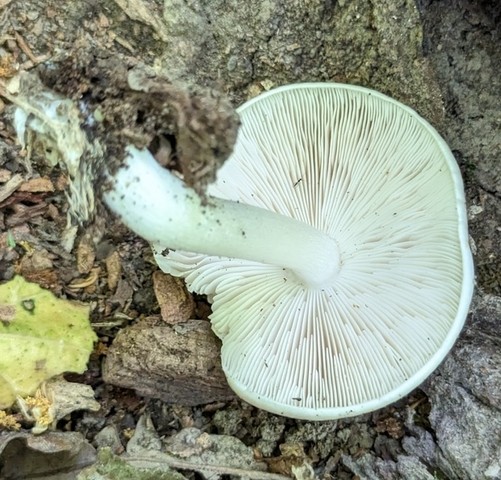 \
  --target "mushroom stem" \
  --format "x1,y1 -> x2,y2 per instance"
104,147 -> 340,286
